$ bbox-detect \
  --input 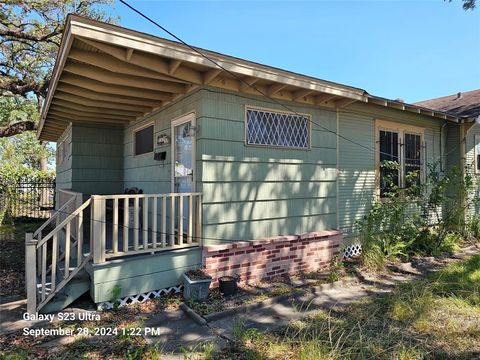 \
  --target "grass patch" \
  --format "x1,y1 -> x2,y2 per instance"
215,255 -> 480,359
0,219 -> 44,297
